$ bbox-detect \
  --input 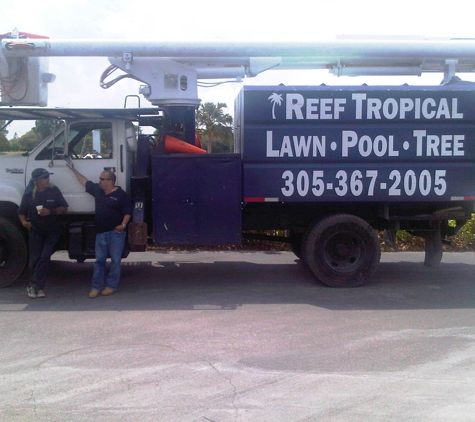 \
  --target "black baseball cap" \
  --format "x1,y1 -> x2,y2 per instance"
31,168 -> 53,181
